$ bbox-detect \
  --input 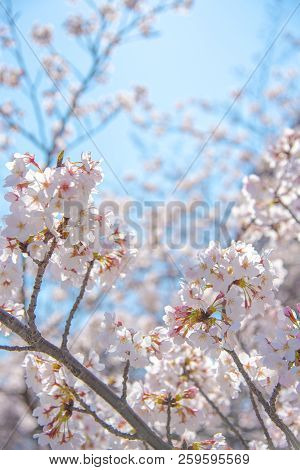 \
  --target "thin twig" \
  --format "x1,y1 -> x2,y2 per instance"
0,307 -> 176,449
70,388 -> 139,441
166,393 -> 172,446
121,359 -> 130,401
270,383 -> 281,412
61,259 -> 95,349
27,219 -> 68,330
224,348 -> 300,449
277,197 -> 300,225
26,238 -> 56,329
0,345 -> 36,352
249,391 -> 275,449
20,255 -> 27,321
4,1 -> 48,148
190,375 -> 249,449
